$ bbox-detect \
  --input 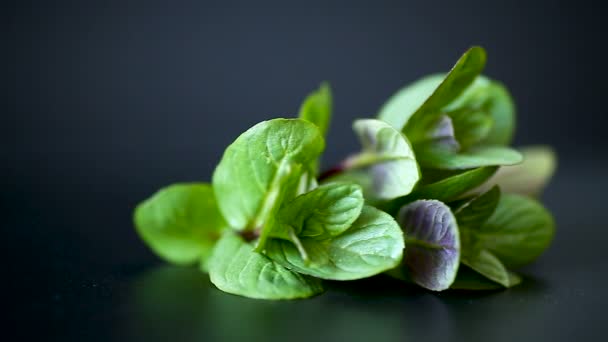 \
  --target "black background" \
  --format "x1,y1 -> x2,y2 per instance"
5,0 -> 608,340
